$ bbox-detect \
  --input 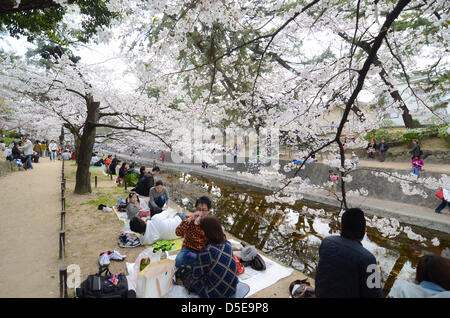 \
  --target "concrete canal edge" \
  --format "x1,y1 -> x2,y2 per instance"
120,154 -> 450,235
